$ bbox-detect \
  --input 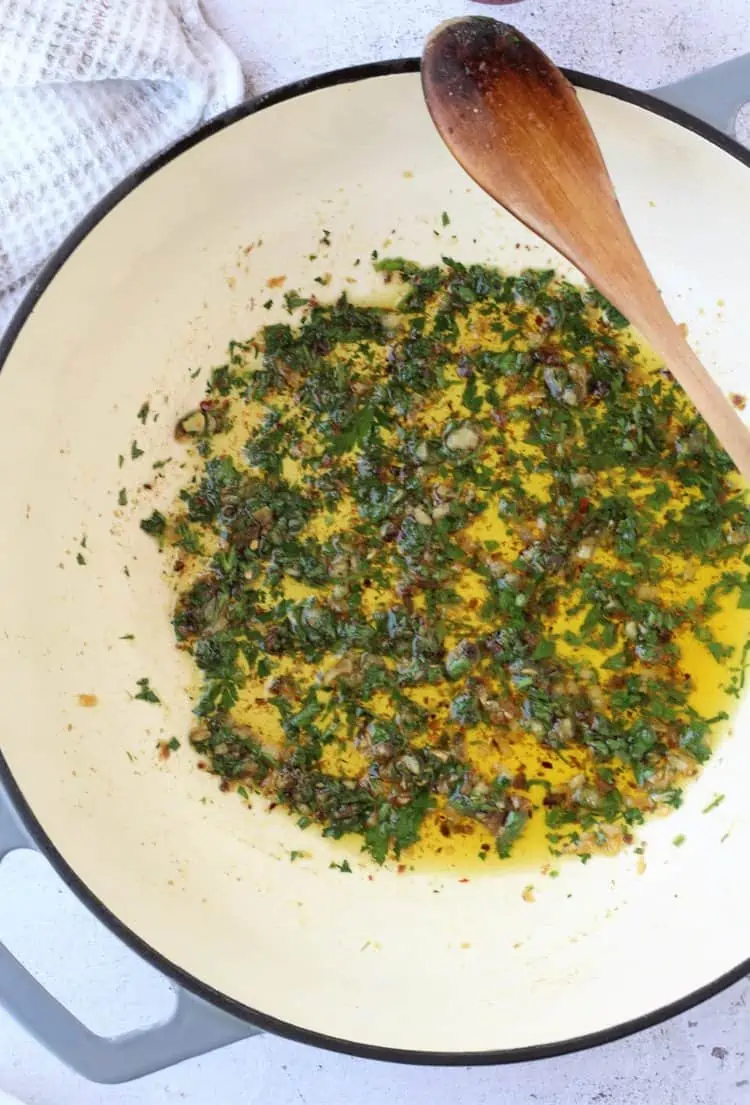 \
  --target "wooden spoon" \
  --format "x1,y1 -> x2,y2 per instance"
422,16 -> 750,480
